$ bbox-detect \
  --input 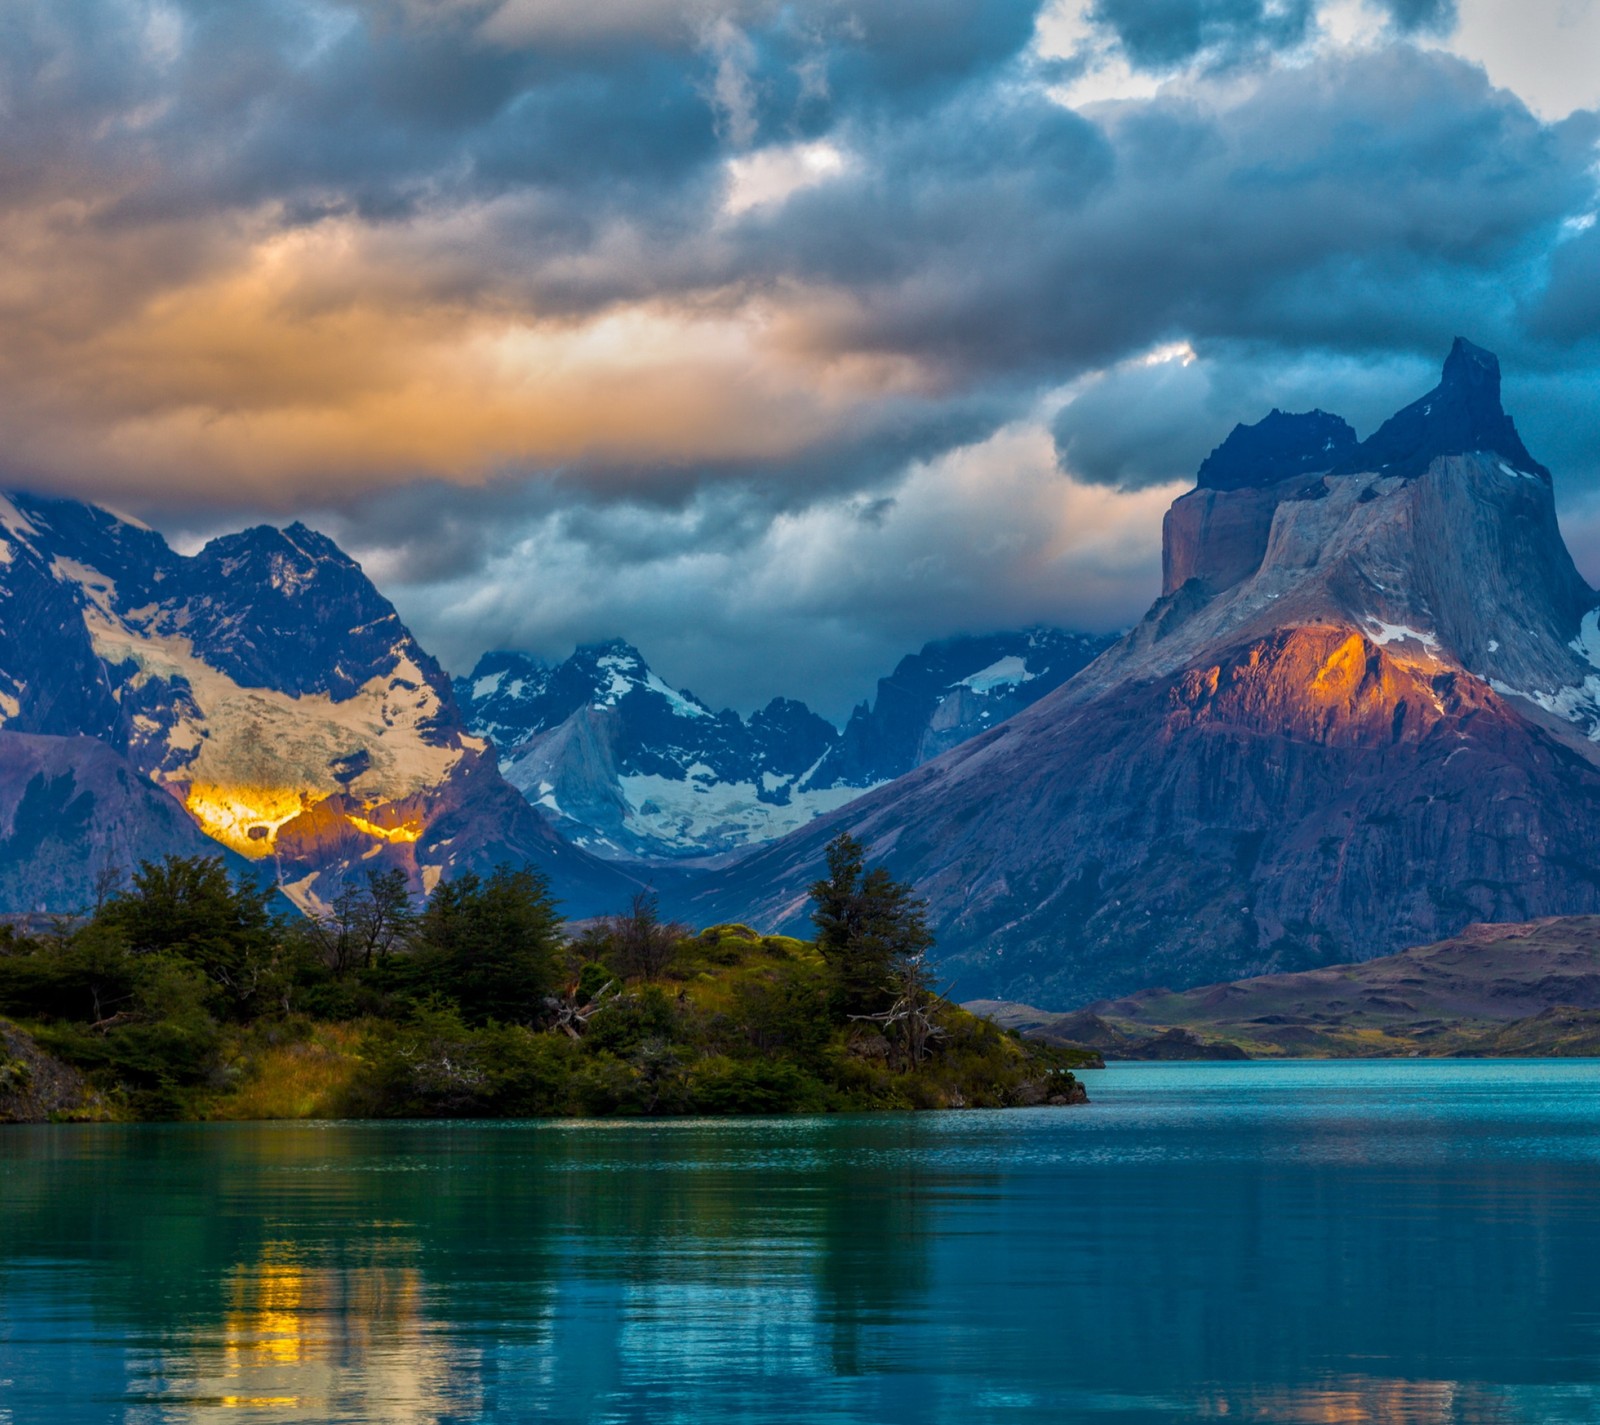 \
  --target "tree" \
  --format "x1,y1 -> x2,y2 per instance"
604,891 -> 687,981
306,868 -> 415,976
809,832 -> 935,1020
102,857 -> 281,1016
414,865 -> 562,1025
